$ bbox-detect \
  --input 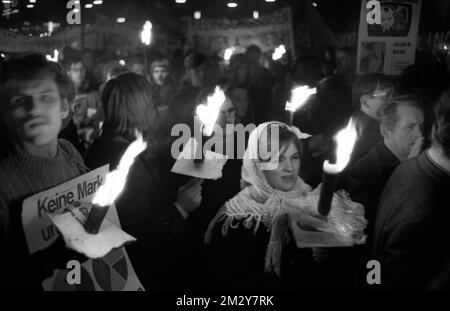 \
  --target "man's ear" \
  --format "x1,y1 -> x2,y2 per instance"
61,98 -> 70,120
361,95 -> 371,110
380,124 -> 390,139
